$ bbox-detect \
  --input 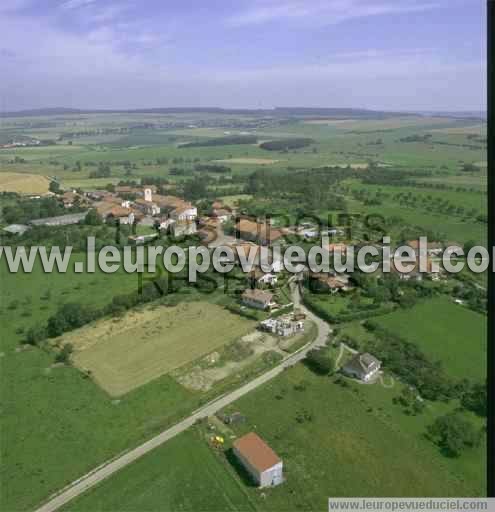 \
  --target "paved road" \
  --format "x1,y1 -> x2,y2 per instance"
35,286 -> 330,512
